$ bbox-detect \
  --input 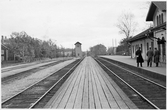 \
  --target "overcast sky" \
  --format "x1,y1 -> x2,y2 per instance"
0,0 -> 152,51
